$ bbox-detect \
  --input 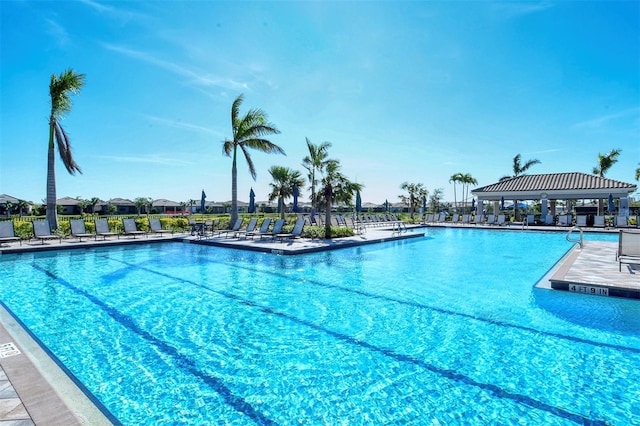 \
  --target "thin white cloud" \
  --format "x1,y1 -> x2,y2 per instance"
142,114 -> 223,137
94,154 -> 191,166
527,148 -> 562,155
101,43 -> 249,91
573,107 -> 640,130
77,0 -> 149,24
44,18 -> 70,47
